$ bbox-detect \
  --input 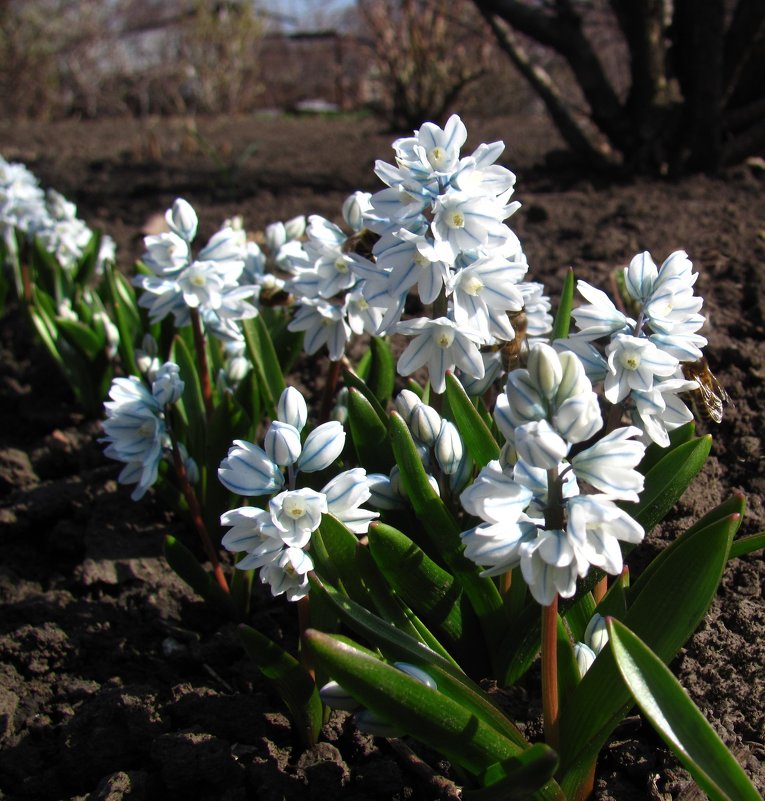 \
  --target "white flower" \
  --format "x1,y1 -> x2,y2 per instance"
394,389 -> 422,424
409,402 -> 442,446
572,280 -> 633,340
623,251 -> 658,304
520,529 -> 582,606
220,506 -> 271,553
288,299 -> 351,361
575,642 -> 597,678
460,459 -> 533,524
218,440 -> 285,496
604,333 -> 679,403
432,191 -> 510,258
260,546 -> 313,601
297,421 -> 346,472
342,191 -> 372,232
631,377 -> 698,446
585,613 -> 609,654
461,518 -> 537,577
396,316 -> 485,394
566,495 -> 644,575
514,420 -> 569,470
166,198 -> 198,242
151,361 -> 184,406
384,229 -> 451,305
322,468 -> 378,534
396,114 -> 468,175
570,426 -> 646,501
269,488 -> 328,546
